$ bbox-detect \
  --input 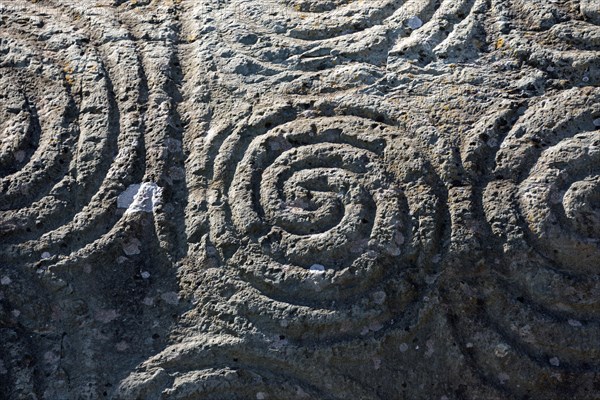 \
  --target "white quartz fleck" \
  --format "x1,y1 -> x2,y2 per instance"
118,182 -> 163,213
